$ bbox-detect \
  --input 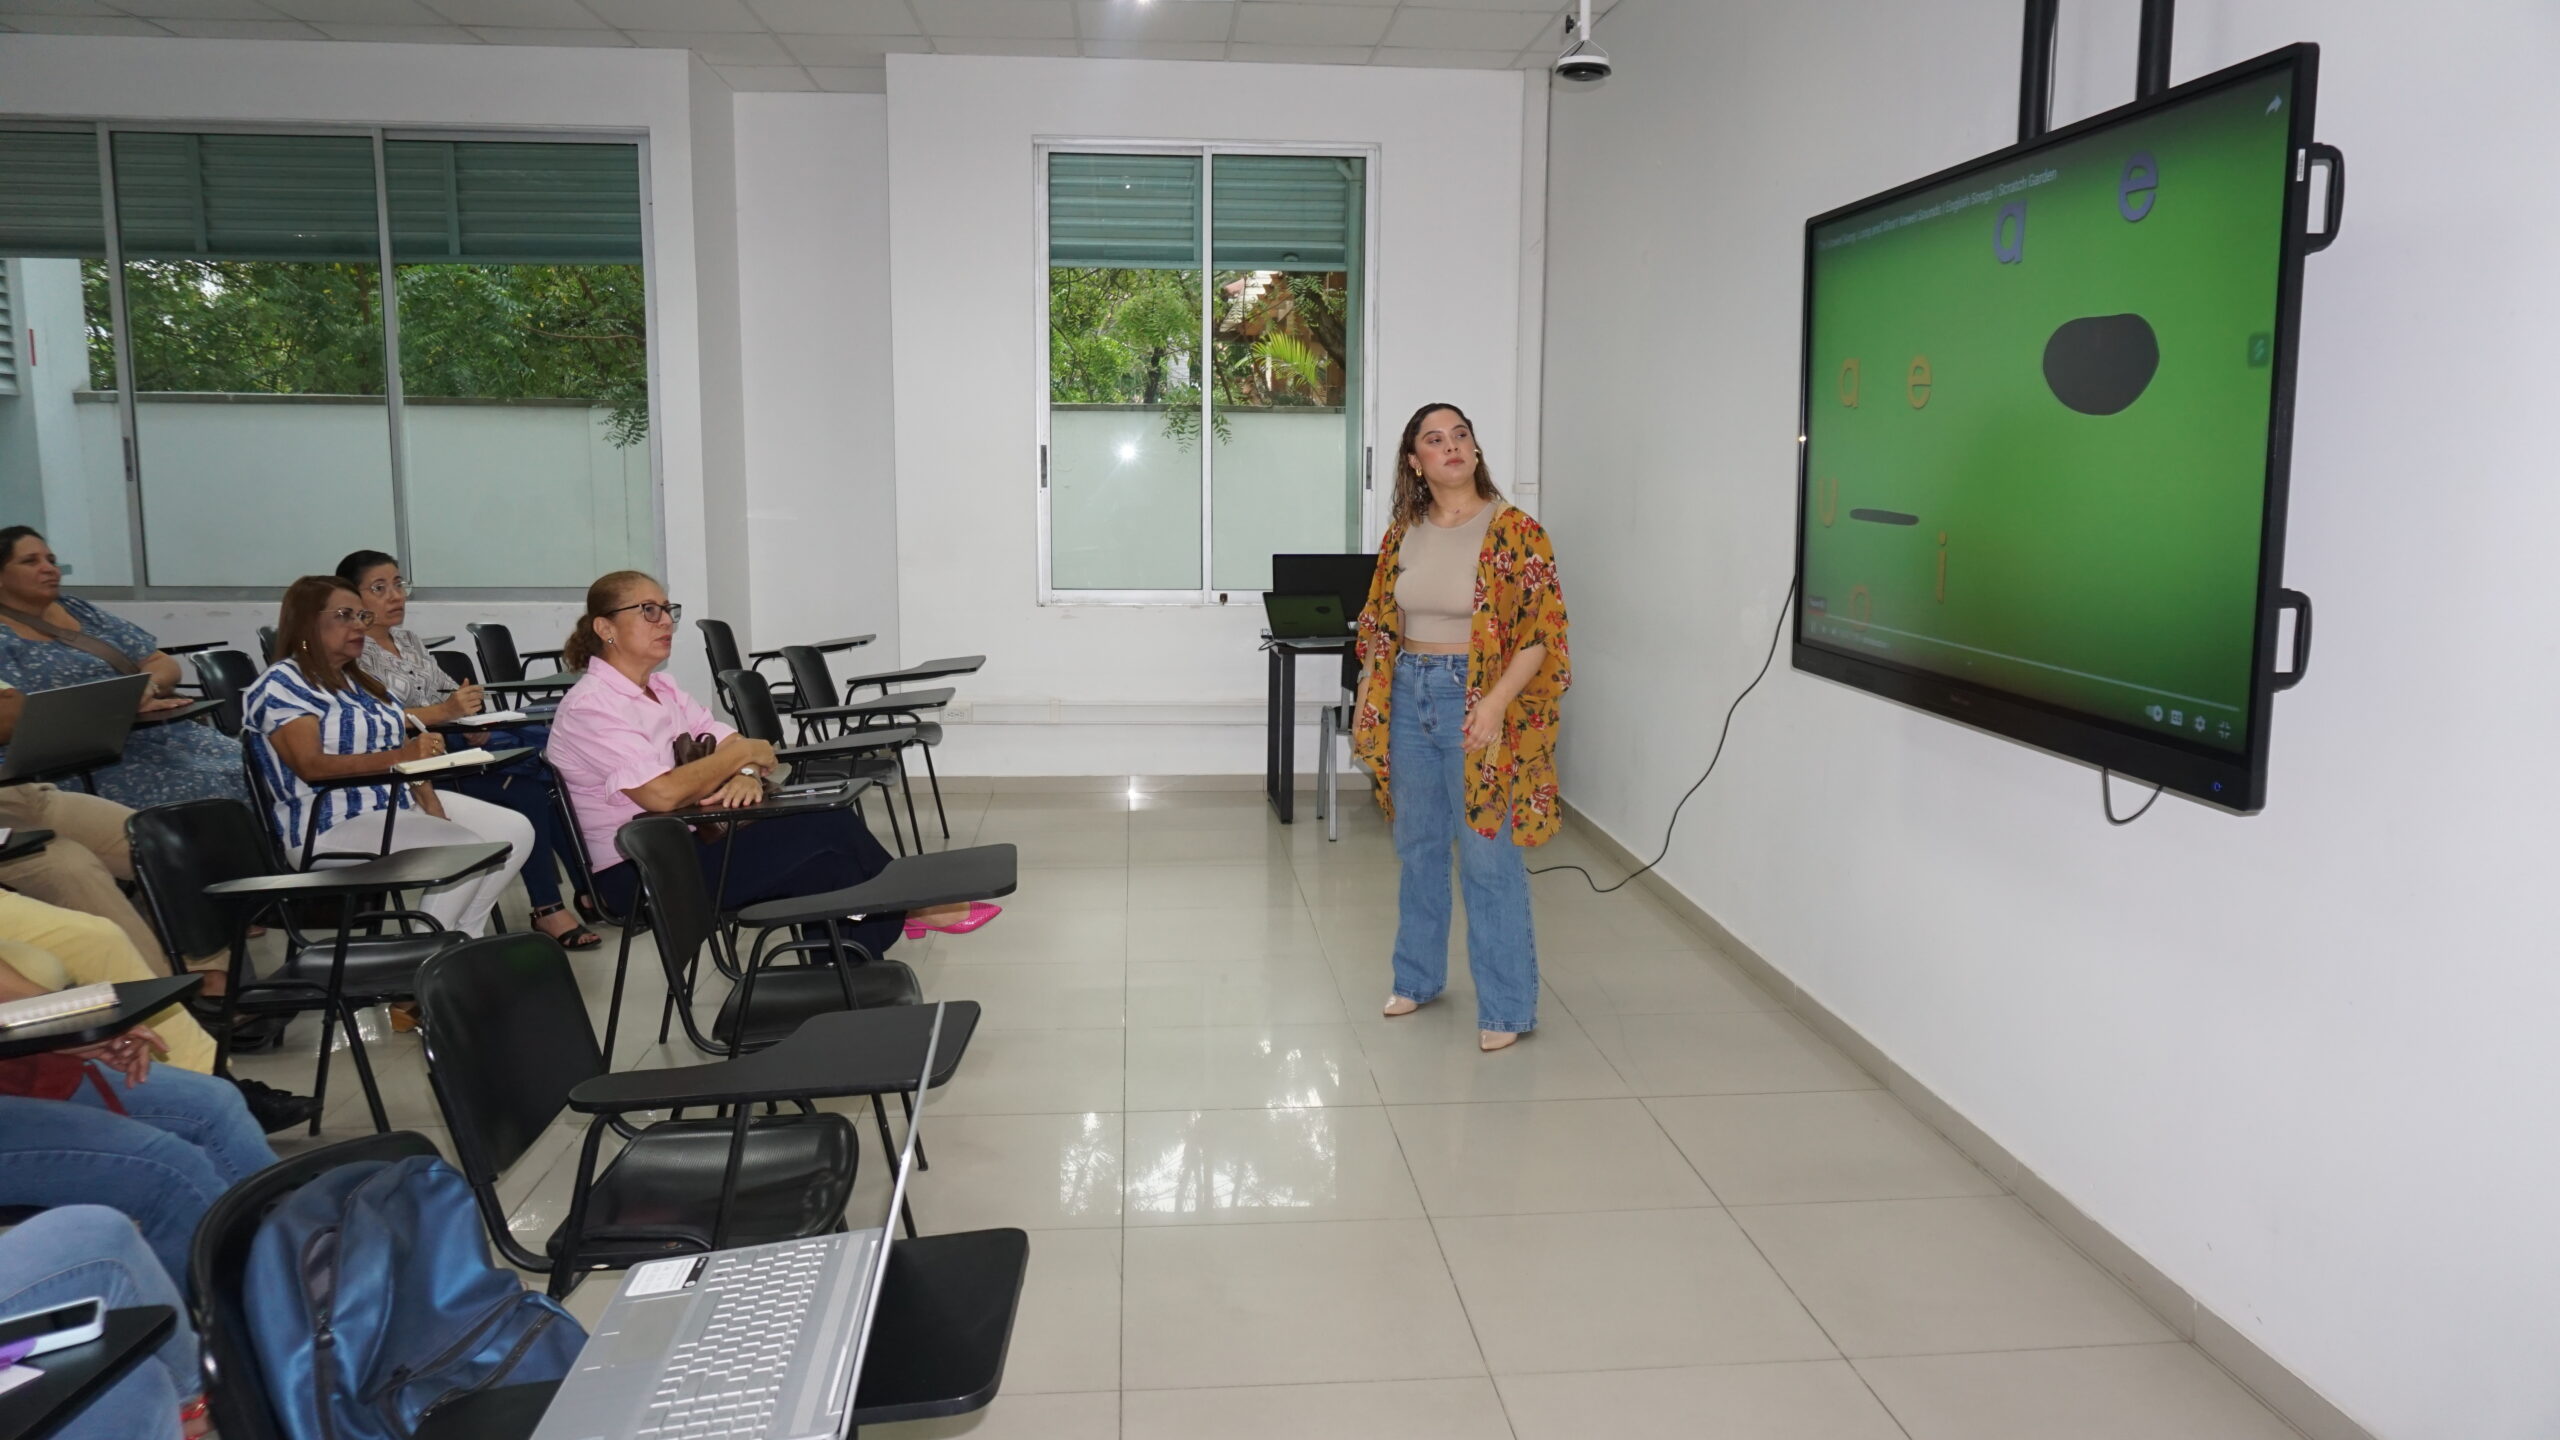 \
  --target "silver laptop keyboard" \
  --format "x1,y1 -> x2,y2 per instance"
634,1242 -> 833,1439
